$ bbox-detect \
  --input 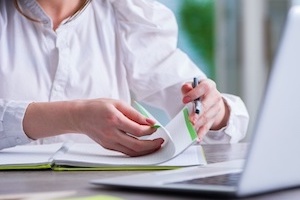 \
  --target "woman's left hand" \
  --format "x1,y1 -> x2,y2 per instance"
181,79 -> 230,141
